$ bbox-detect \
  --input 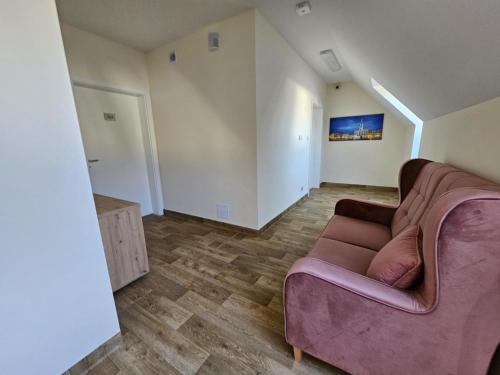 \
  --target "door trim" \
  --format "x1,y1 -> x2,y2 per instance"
309,103 -> 323,191
72,79 -> 164,215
